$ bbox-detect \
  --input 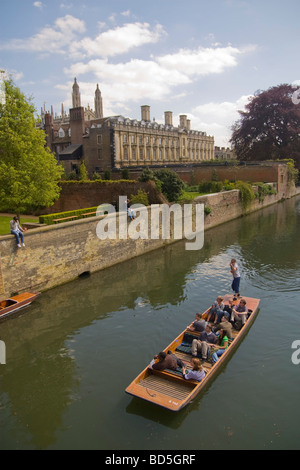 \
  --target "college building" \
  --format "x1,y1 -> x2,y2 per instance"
39,78 -> 215,177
